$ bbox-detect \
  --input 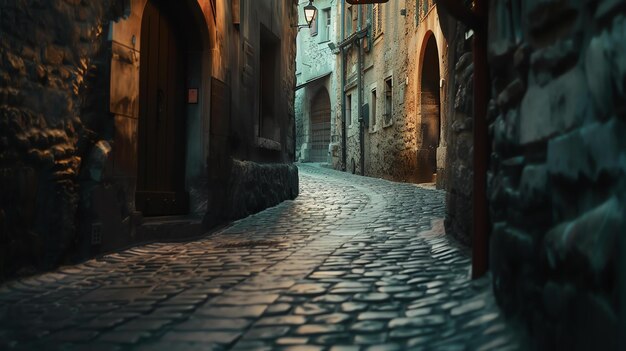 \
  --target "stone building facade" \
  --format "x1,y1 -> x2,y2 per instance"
0,0 -> 299,280
331,1 -> 451,185
295,1 -> 474,244
295,0 -> 340,164
486,0 -> 626,349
